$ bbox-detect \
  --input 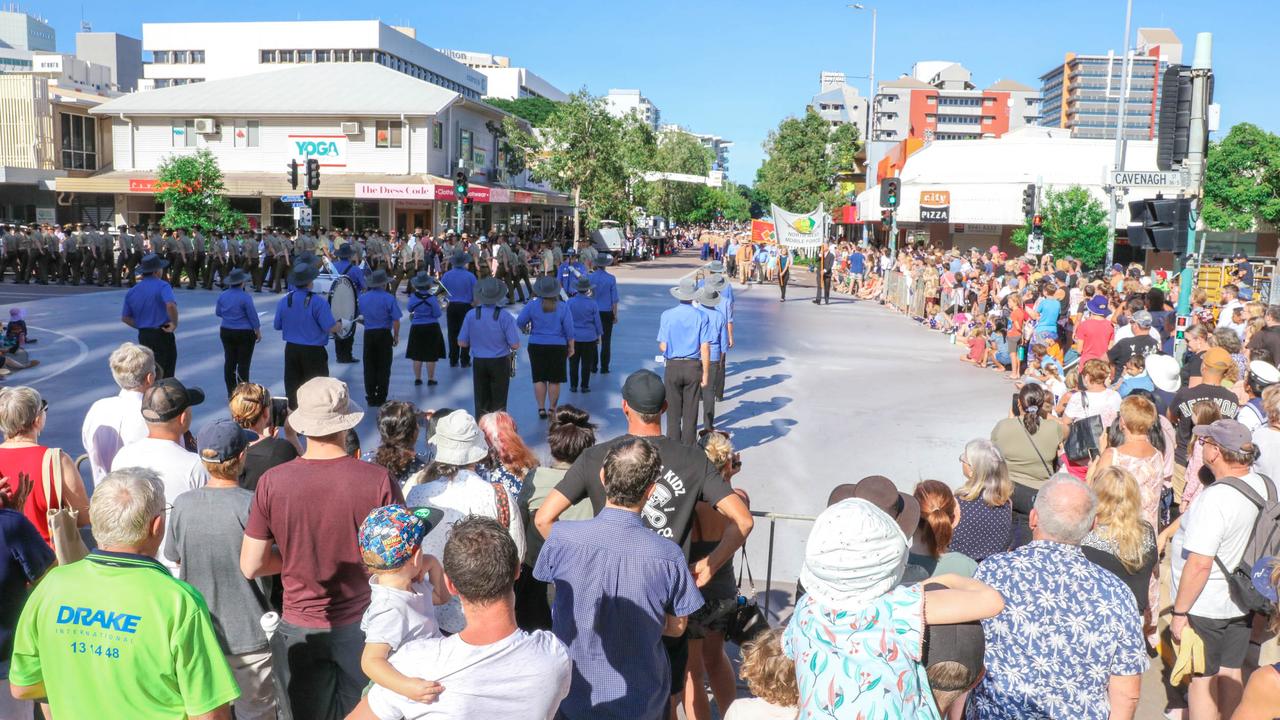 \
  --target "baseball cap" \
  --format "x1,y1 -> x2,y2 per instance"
358,505 -> 444,570
1193,419 -> 1254,453
1132,310 -> 1153,328
922,582 -> 985,689
622,370 -> 666,415
196,418 -> 255,463
141,378 -> 206,422
1202,347 -> 1233,373
1086,296 -> 1110,316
